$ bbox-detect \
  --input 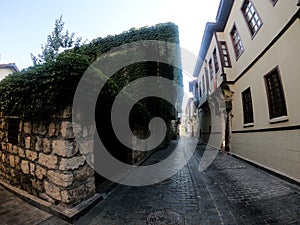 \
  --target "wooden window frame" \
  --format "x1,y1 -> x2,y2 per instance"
194,82 -> 199,99
202,75 -> 206,95
241,87 -> 254,125
241,0 -> 263,38
230,25 -> 244,60
269,0 -> 278,6
213,48 -> 219,73
7,117 -> 20,145
199,81 -> 202,98
219,41 -> 232,68
264,67 -> 288,121
208,58 -> 214,80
